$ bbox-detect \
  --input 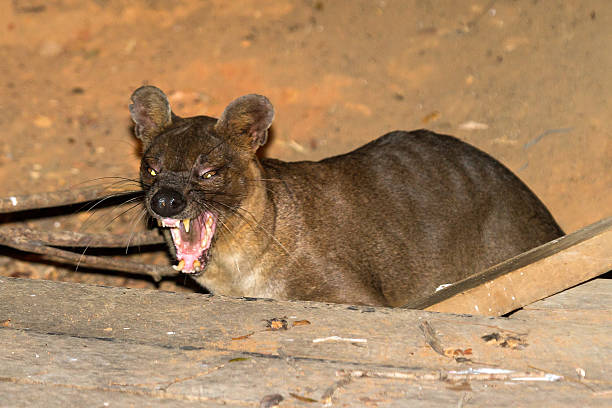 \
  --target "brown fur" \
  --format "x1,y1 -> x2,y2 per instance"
130,86 -> 564,306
